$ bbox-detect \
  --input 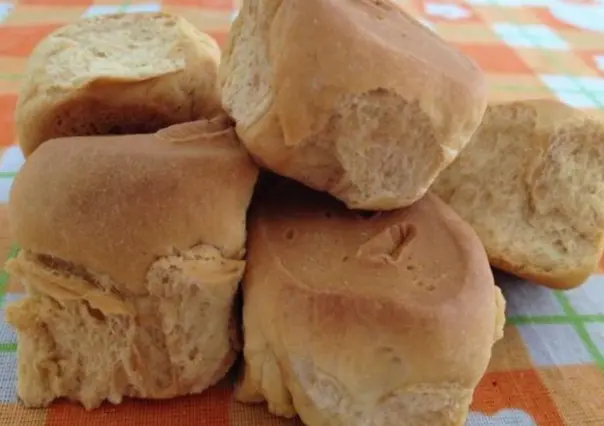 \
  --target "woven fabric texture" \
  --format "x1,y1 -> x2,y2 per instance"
0,0 -> 603,425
